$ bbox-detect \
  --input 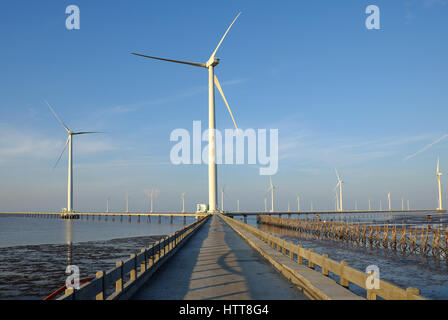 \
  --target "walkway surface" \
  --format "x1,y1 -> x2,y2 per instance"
132,215 -> 307,300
